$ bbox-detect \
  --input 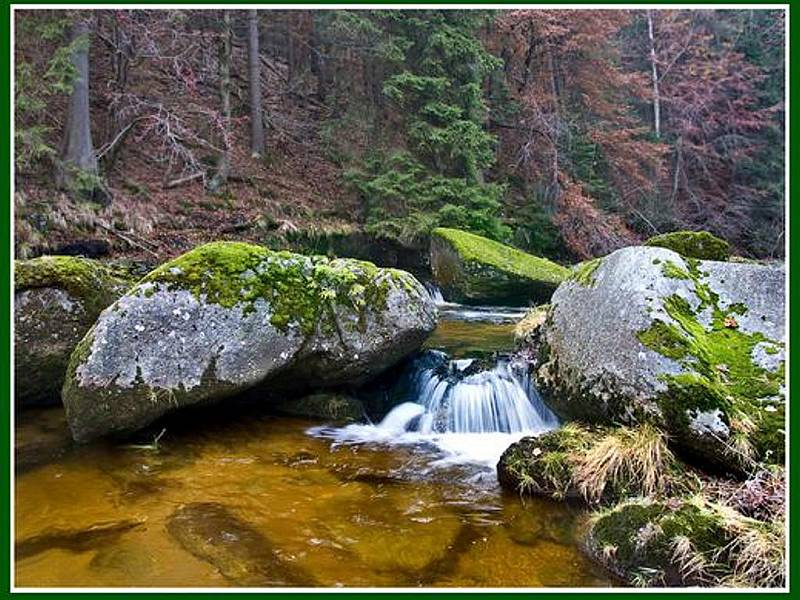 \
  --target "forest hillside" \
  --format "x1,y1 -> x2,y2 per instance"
14,9 -> 785,266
